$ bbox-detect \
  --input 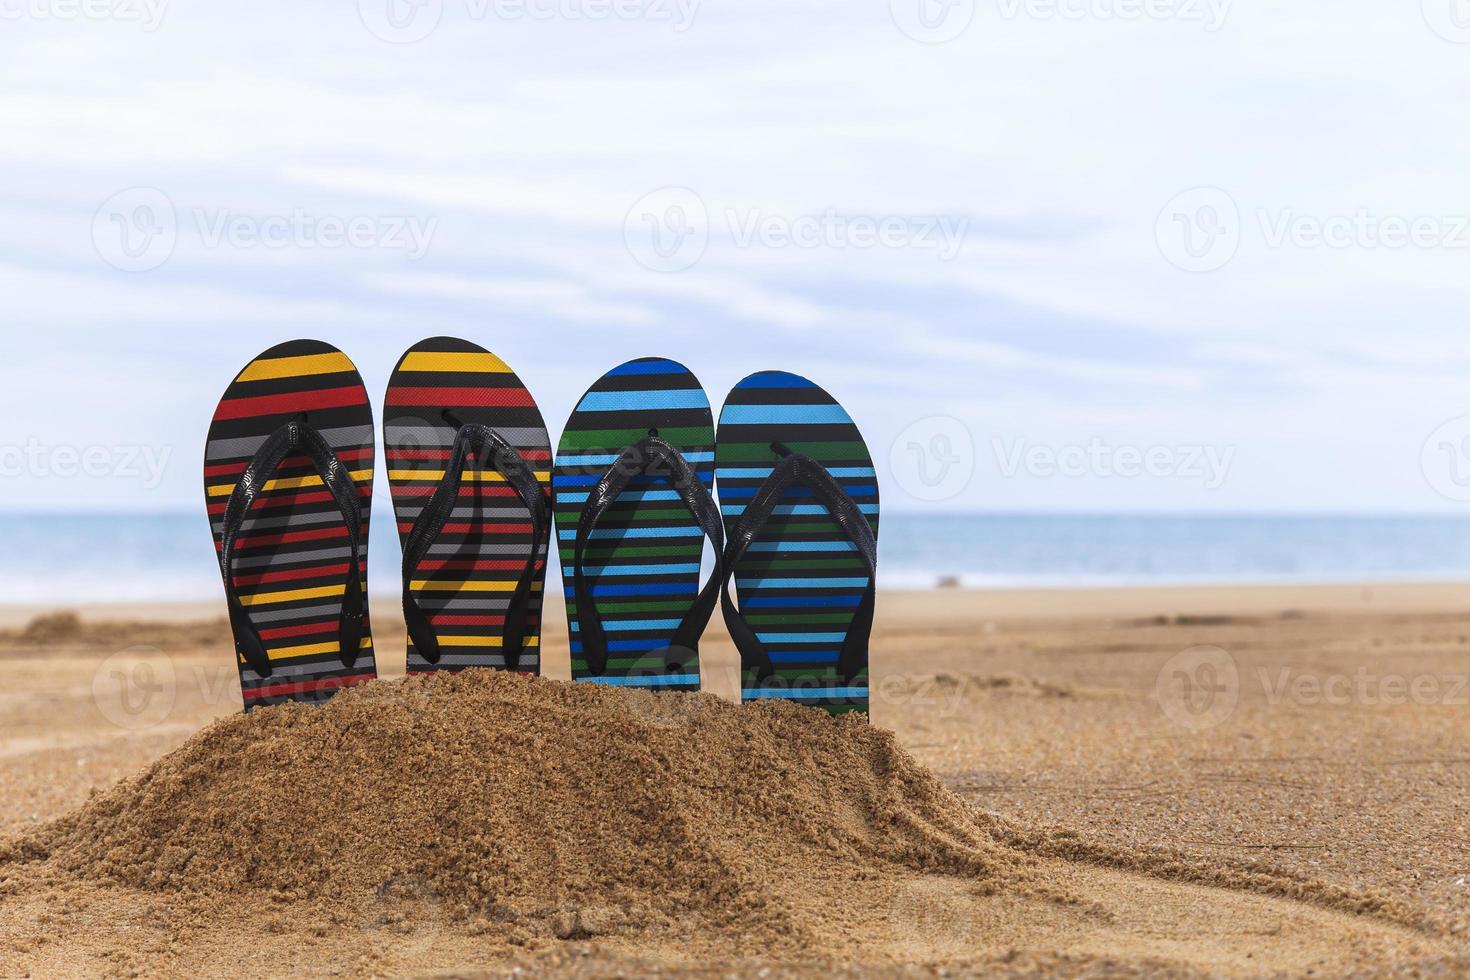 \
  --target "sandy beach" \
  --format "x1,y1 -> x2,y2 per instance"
1,583 -> 1467,977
